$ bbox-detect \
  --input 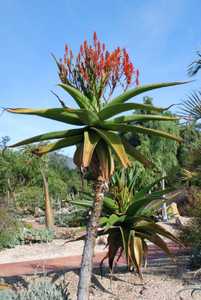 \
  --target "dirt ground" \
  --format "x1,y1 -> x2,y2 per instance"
2,255 -> 200,300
